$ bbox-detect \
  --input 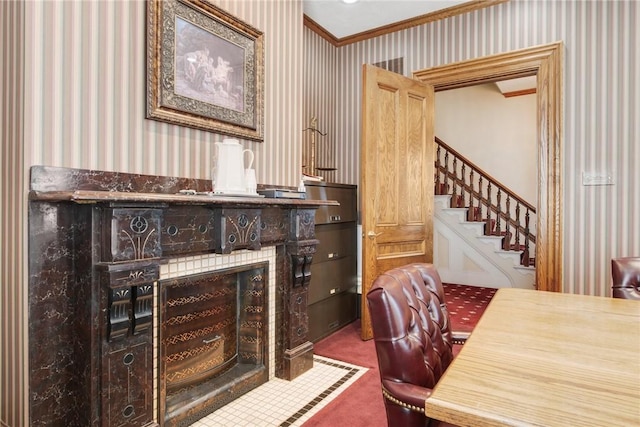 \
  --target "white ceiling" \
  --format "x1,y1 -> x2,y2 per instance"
495,76 -> 537,94
303,0 -> 467,39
